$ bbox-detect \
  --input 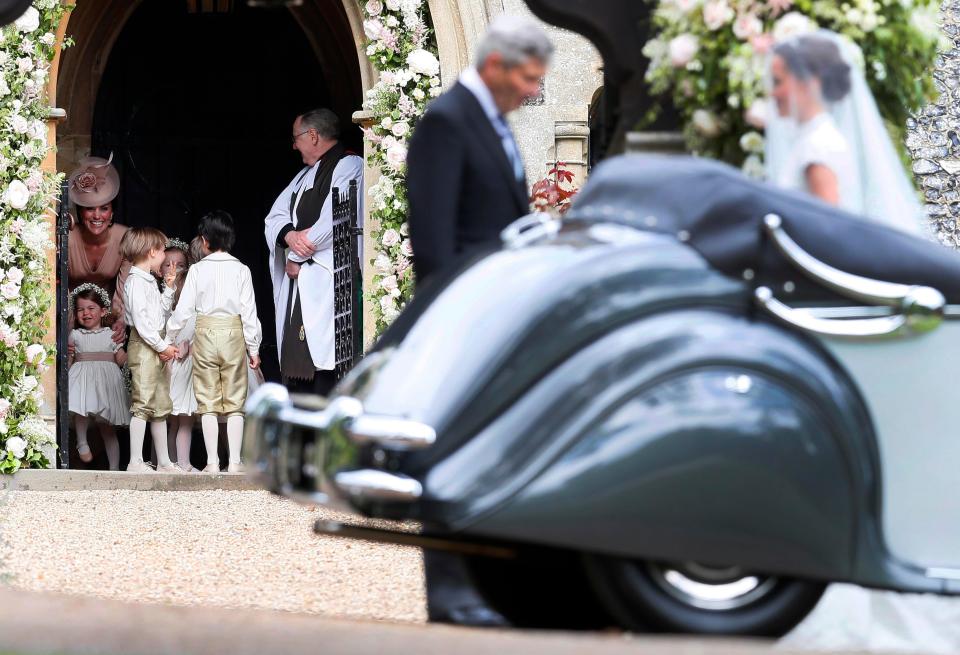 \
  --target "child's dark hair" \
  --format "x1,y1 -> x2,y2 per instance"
198,210 -> 235,252
73,288 -> 109,310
